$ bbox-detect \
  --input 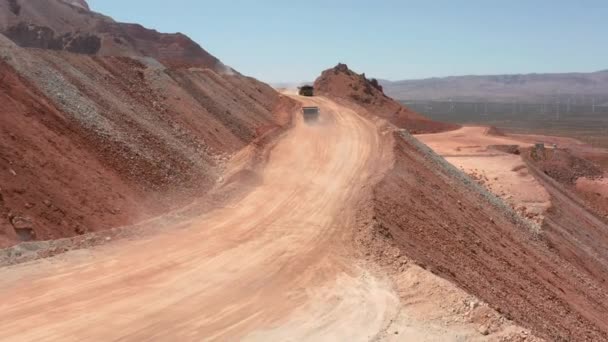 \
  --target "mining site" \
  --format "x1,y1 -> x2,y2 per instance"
1,1 -> 607,341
